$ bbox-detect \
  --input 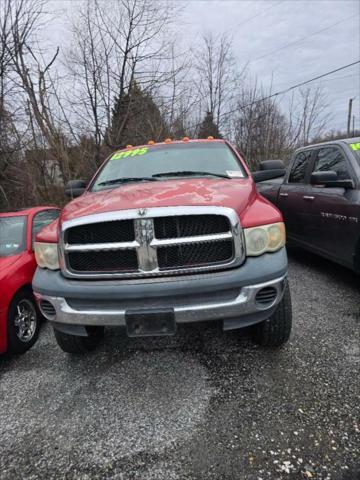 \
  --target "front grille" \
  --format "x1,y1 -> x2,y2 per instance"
68,249 -> 138,272
154,215 -> 230,239
67,220 -> 134,244
158,239 -> 233,269
62,207 -> 243,278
